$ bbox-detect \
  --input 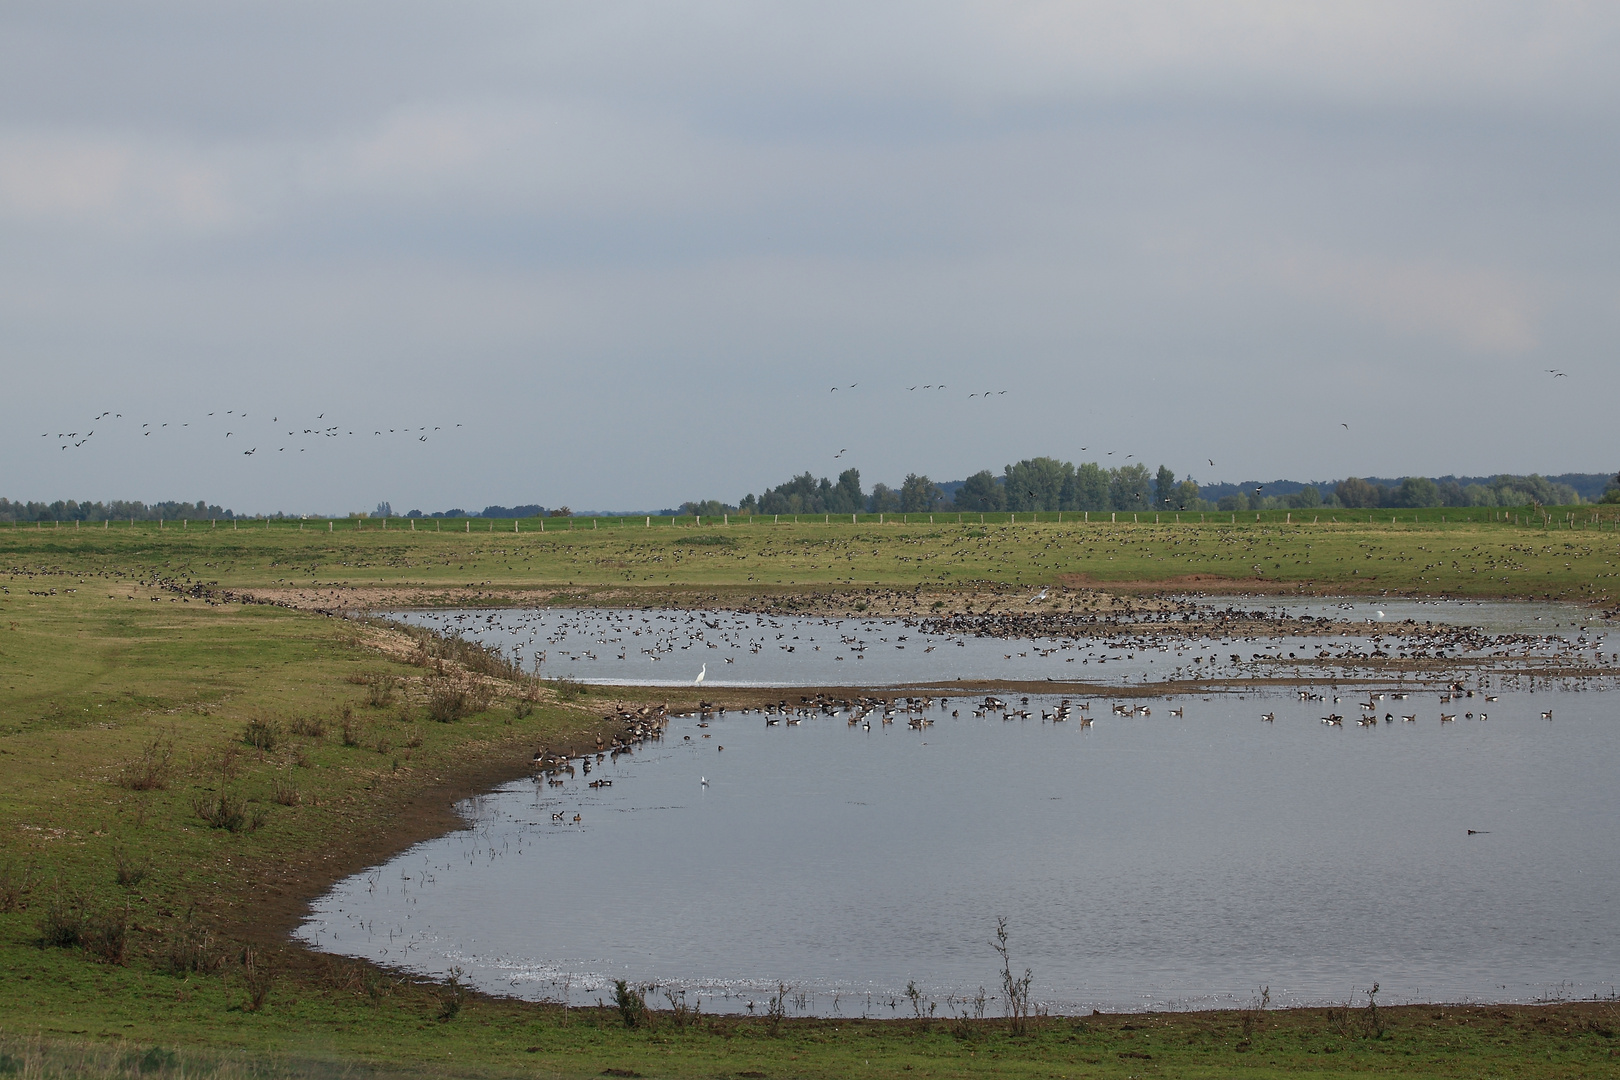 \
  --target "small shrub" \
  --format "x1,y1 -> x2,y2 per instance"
113,846 -> 149,889
192,791 -> 264,833
242,719 -> 280,752
272,779 -> 300,807
37,889 -> 83,948
613,979 -> 647,1029
84,904 -> 129,964
366,672 -> 399,708
513,697 -> 535,720
993,916 -> 1034,1036
289,716 -> 325,739
118,736 -> 174,791
765,982 -> 789,1036
166,921 -> 221,976
1326,1000 -> 1353,1038
663,988 -> 701,1028
438,967 -> 467,1021
427,679 -> 478,723
340,716 -> 362,746
1361,982 -> 1384,1039
240,946 -> 275,1011
373,735 -> 392,755
404,727 -> 424,749
0,860 -> 34,912
551,677 -> 586,702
